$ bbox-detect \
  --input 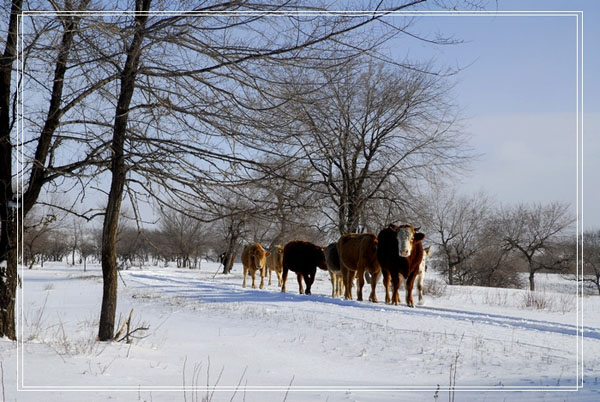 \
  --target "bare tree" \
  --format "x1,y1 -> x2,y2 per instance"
1,0 -> 101,339
259,59 -> 471,235
424,188 -> 491,285
496,202 -> 574,291
78,237 -> 96,272
582,230 -> 600,295
158,208 -> 205,268
0,0 -> 23,340
457,218 -> 524,289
